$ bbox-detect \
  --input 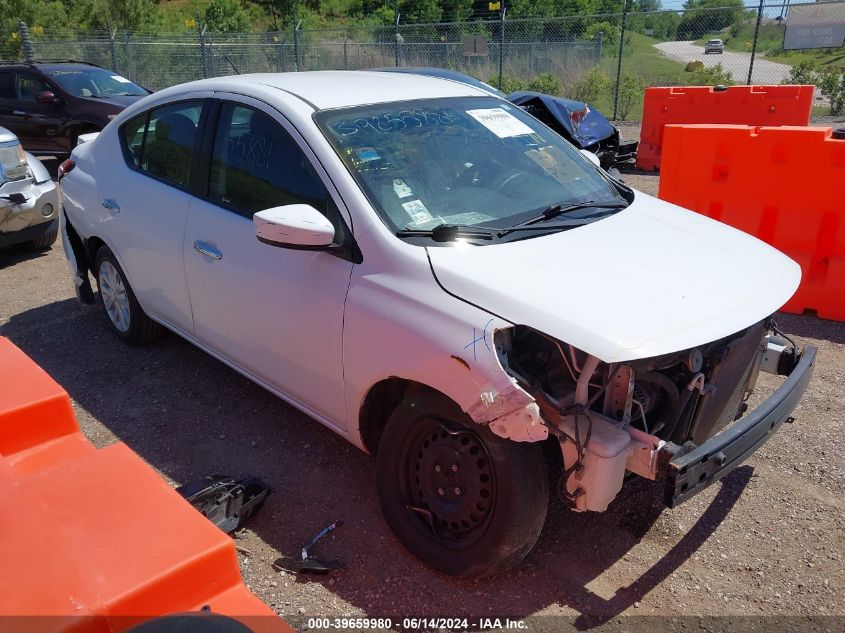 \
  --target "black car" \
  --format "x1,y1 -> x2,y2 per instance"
0,60 -> 150,156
